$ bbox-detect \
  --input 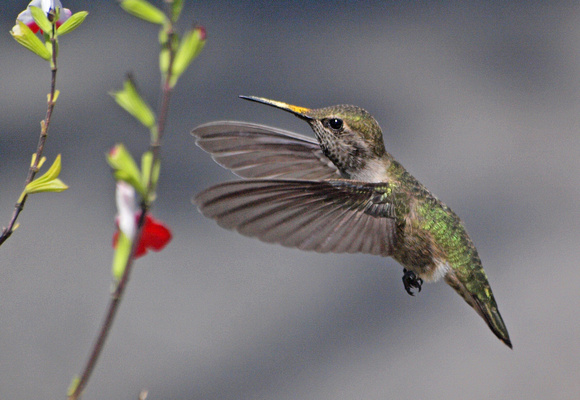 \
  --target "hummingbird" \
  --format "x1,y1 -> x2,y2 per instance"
192,96 -> 512,348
